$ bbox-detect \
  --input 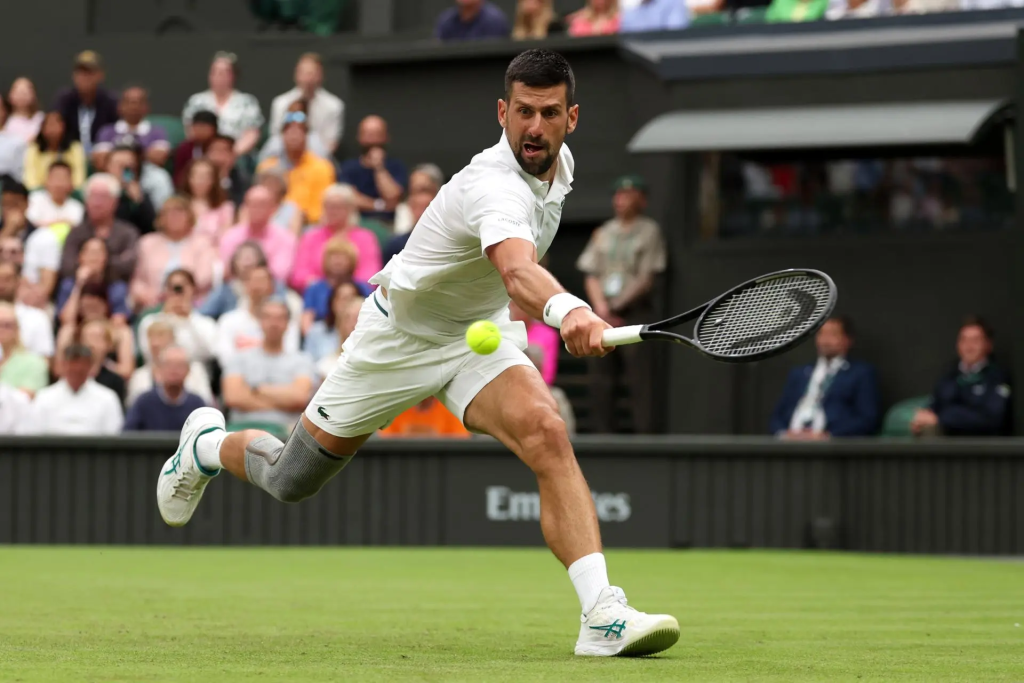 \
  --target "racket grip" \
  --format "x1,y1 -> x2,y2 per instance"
602,325 -> 644,347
